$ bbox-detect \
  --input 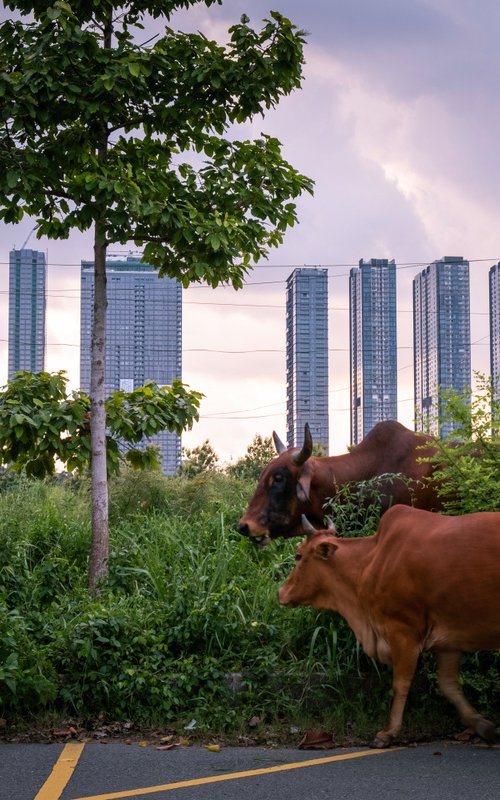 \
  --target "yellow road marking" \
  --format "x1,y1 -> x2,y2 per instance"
70,747 -> 401,800
35,742 -> 85,800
